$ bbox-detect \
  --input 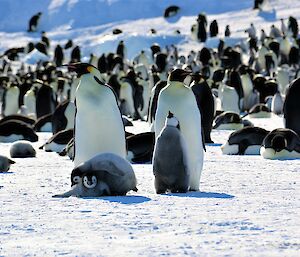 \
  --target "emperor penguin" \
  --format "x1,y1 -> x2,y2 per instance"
67,63 -> 126,167
2,85 -> 20,116
154,69 -> 204,191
